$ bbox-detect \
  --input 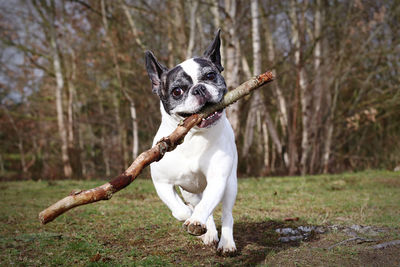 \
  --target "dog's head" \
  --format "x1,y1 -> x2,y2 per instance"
145,30 -> 226,128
